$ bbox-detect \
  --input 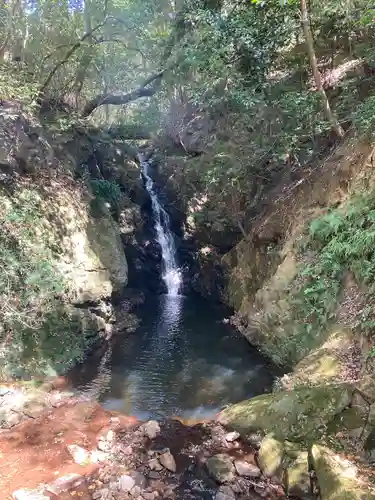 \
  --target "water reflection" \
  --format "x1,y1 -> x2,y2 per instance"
70,295 -> 278,420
